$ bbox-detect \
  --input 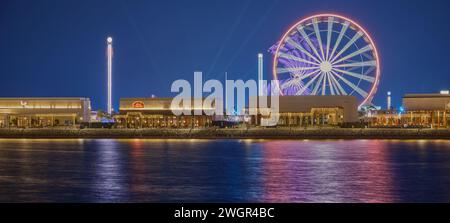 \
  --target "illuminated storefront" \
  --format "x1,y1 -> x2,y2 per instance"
366,93 -> 450,128
116,98 -> 214,128
248,95 -> 359,127
0,98 -> 91,128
